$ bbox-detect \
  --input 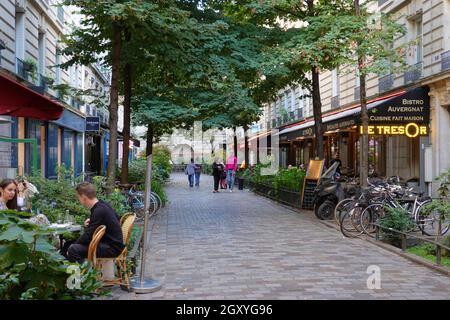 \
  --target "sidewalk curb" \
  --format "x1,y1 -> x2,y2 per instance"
319,220 -> 450,277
